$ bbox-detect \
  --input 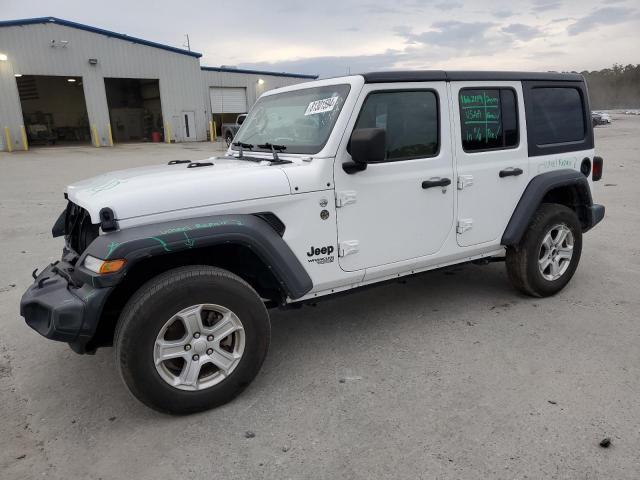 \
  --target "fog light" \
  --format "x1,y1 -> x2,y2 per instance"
84,255 -> 126,274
